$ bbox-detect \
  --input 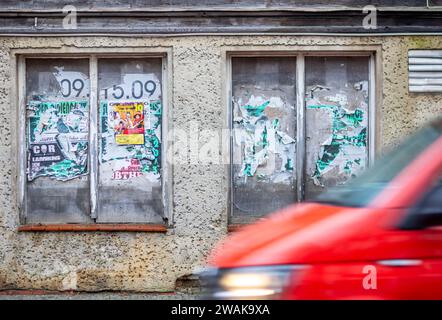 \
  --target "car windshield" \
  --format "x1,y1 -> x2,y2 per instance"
313,118 -> 442,208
